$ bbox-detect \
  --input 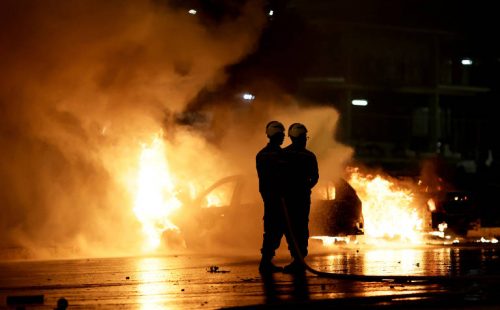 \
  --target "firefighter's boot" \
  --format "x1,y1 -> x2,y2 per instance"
259,257 -> 283,273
